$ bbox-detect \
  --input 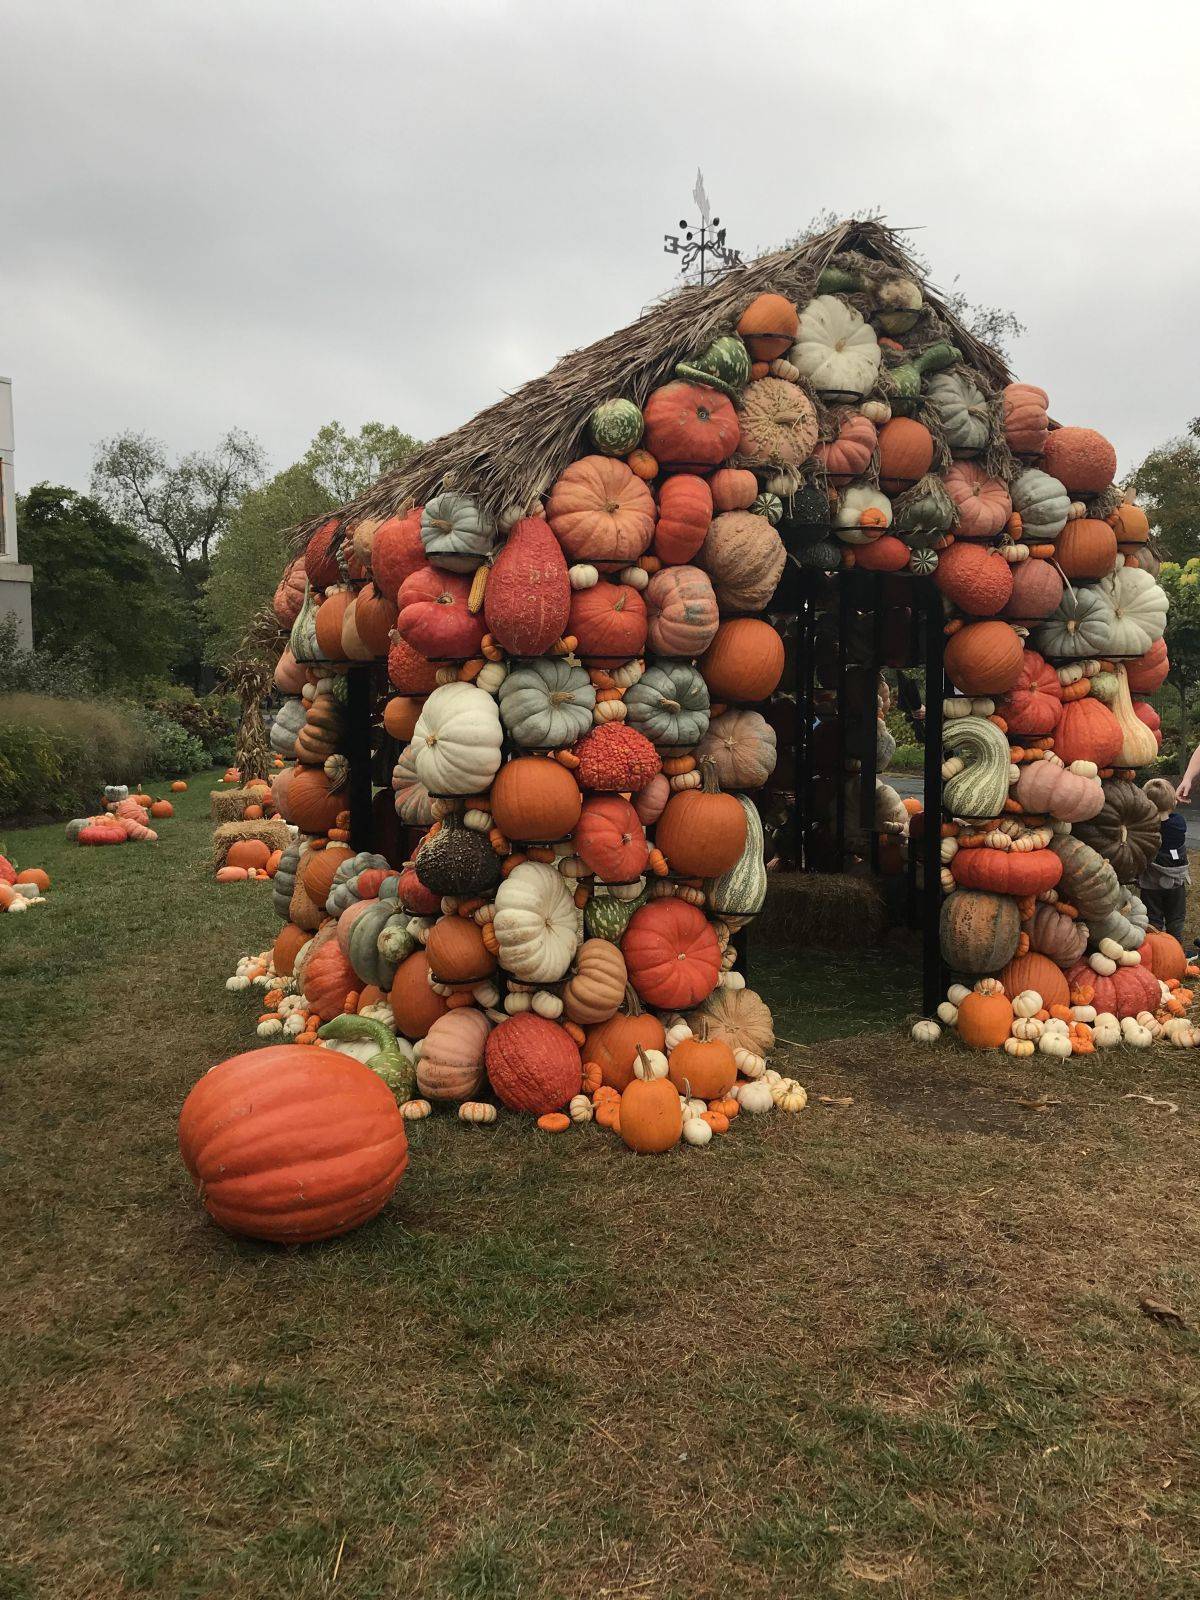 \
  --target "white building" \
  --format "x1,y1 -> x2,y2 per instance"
0,377 -> 33,648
